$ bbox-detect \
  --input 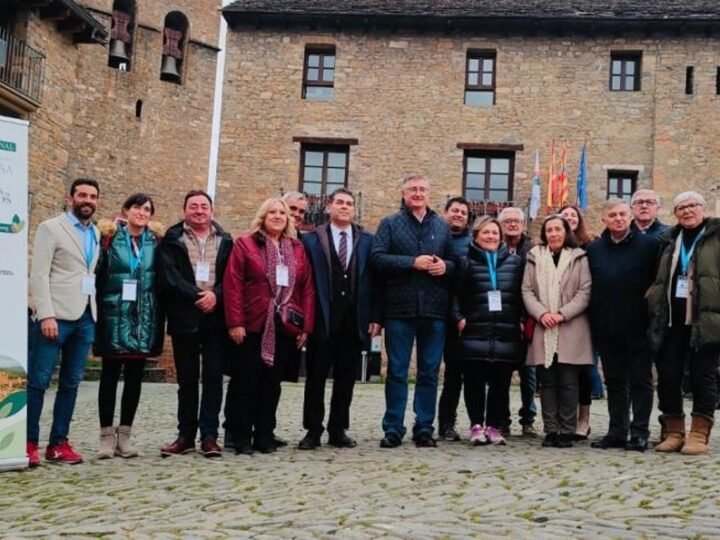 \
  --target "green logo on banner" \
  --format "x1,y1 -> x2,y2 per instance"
0,141 -> 16,152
